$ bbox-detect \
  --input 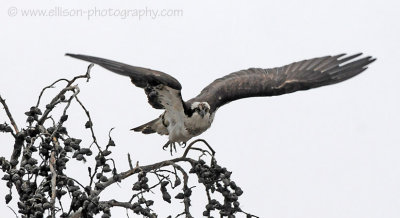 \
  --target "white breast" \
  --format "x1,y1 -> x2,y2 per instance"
157,86 -> 215,143
165,111 -> 214,143
184,113 -> 212,134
